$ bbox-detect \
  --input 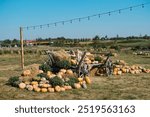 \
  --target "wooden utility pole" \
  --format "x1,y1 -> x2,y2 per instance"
20,27 -> 24,70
